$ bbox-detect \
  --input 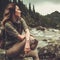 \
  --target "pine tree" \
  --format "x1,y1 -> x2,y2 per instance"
13,0 -> 17,3
29,3 -> 31,14
33,5 -> 35,13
